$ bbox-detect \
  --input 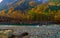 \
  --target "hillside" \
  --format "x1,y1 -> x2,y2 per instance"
0,0 -> 60,24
